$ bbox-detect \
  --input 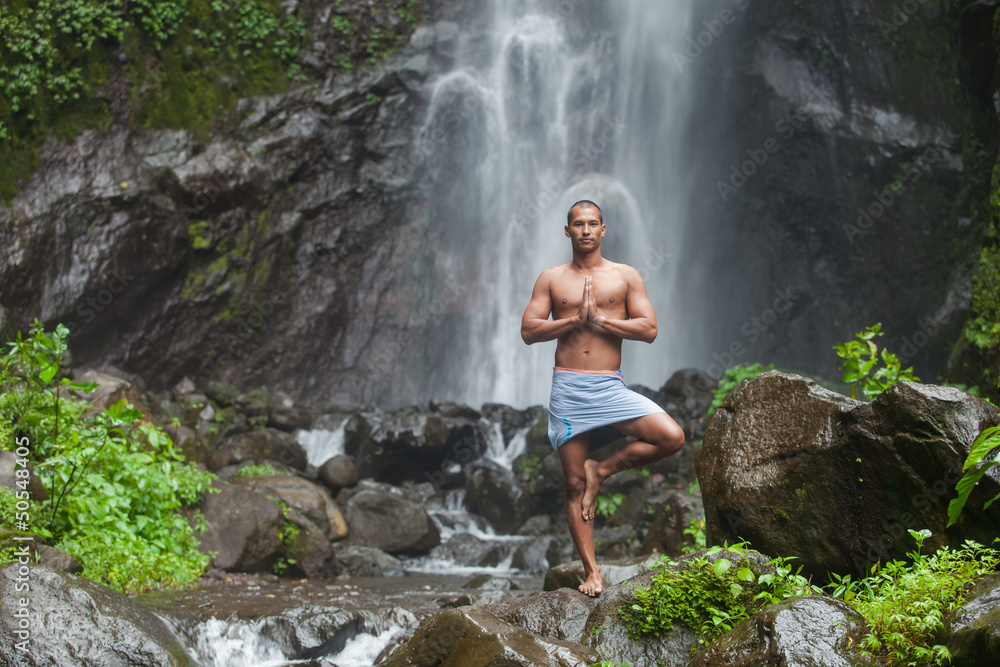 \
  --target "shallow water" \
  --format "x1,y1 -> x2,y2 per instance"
137,570 -> 545,666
